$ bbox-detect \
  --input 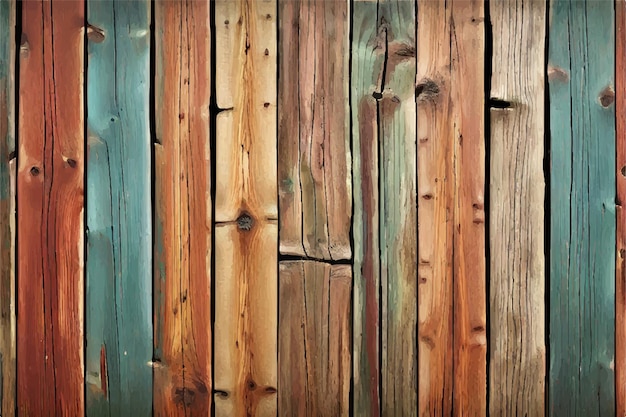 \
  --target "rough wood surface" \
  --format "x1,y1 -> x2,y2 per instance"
0,1 -> 15,415
17,1 -> 84,414
417,0 -> 486,414
85,1 -> 152,415
215,0 -> 277,223
618,1 -> 626,413
214,222 -> 277,417
278,261 -> 351,417
153,0 -> 212,415
489,1 -> 545,415
277,0 -> 351,260
549,1 -> 615,415
352,1 -> 416,415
